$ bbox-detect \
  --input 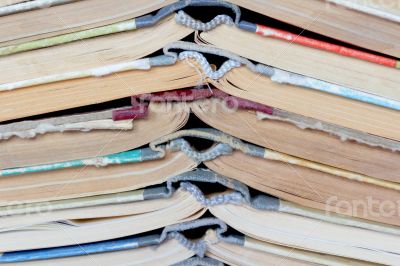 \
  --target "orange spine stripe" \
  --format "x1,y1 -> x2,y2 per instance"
256,24 -> 398,69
